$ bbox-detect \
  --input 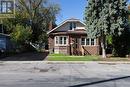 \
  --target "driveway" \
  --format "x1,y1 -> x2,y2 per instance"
0,52 -> 49,61
0,61 -> 130,87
